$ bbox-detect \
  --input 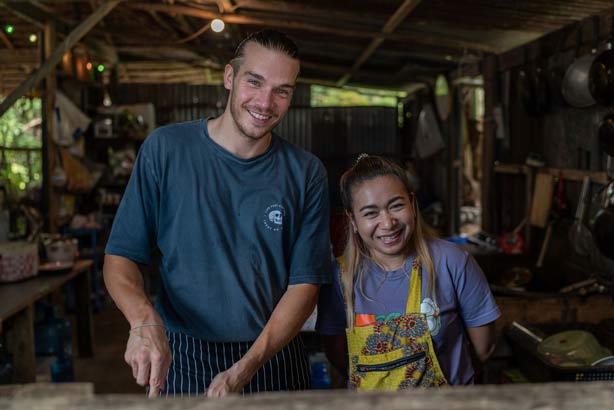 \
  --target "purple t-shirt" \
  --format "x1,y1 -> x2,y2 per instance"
316,239 -> 501,385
